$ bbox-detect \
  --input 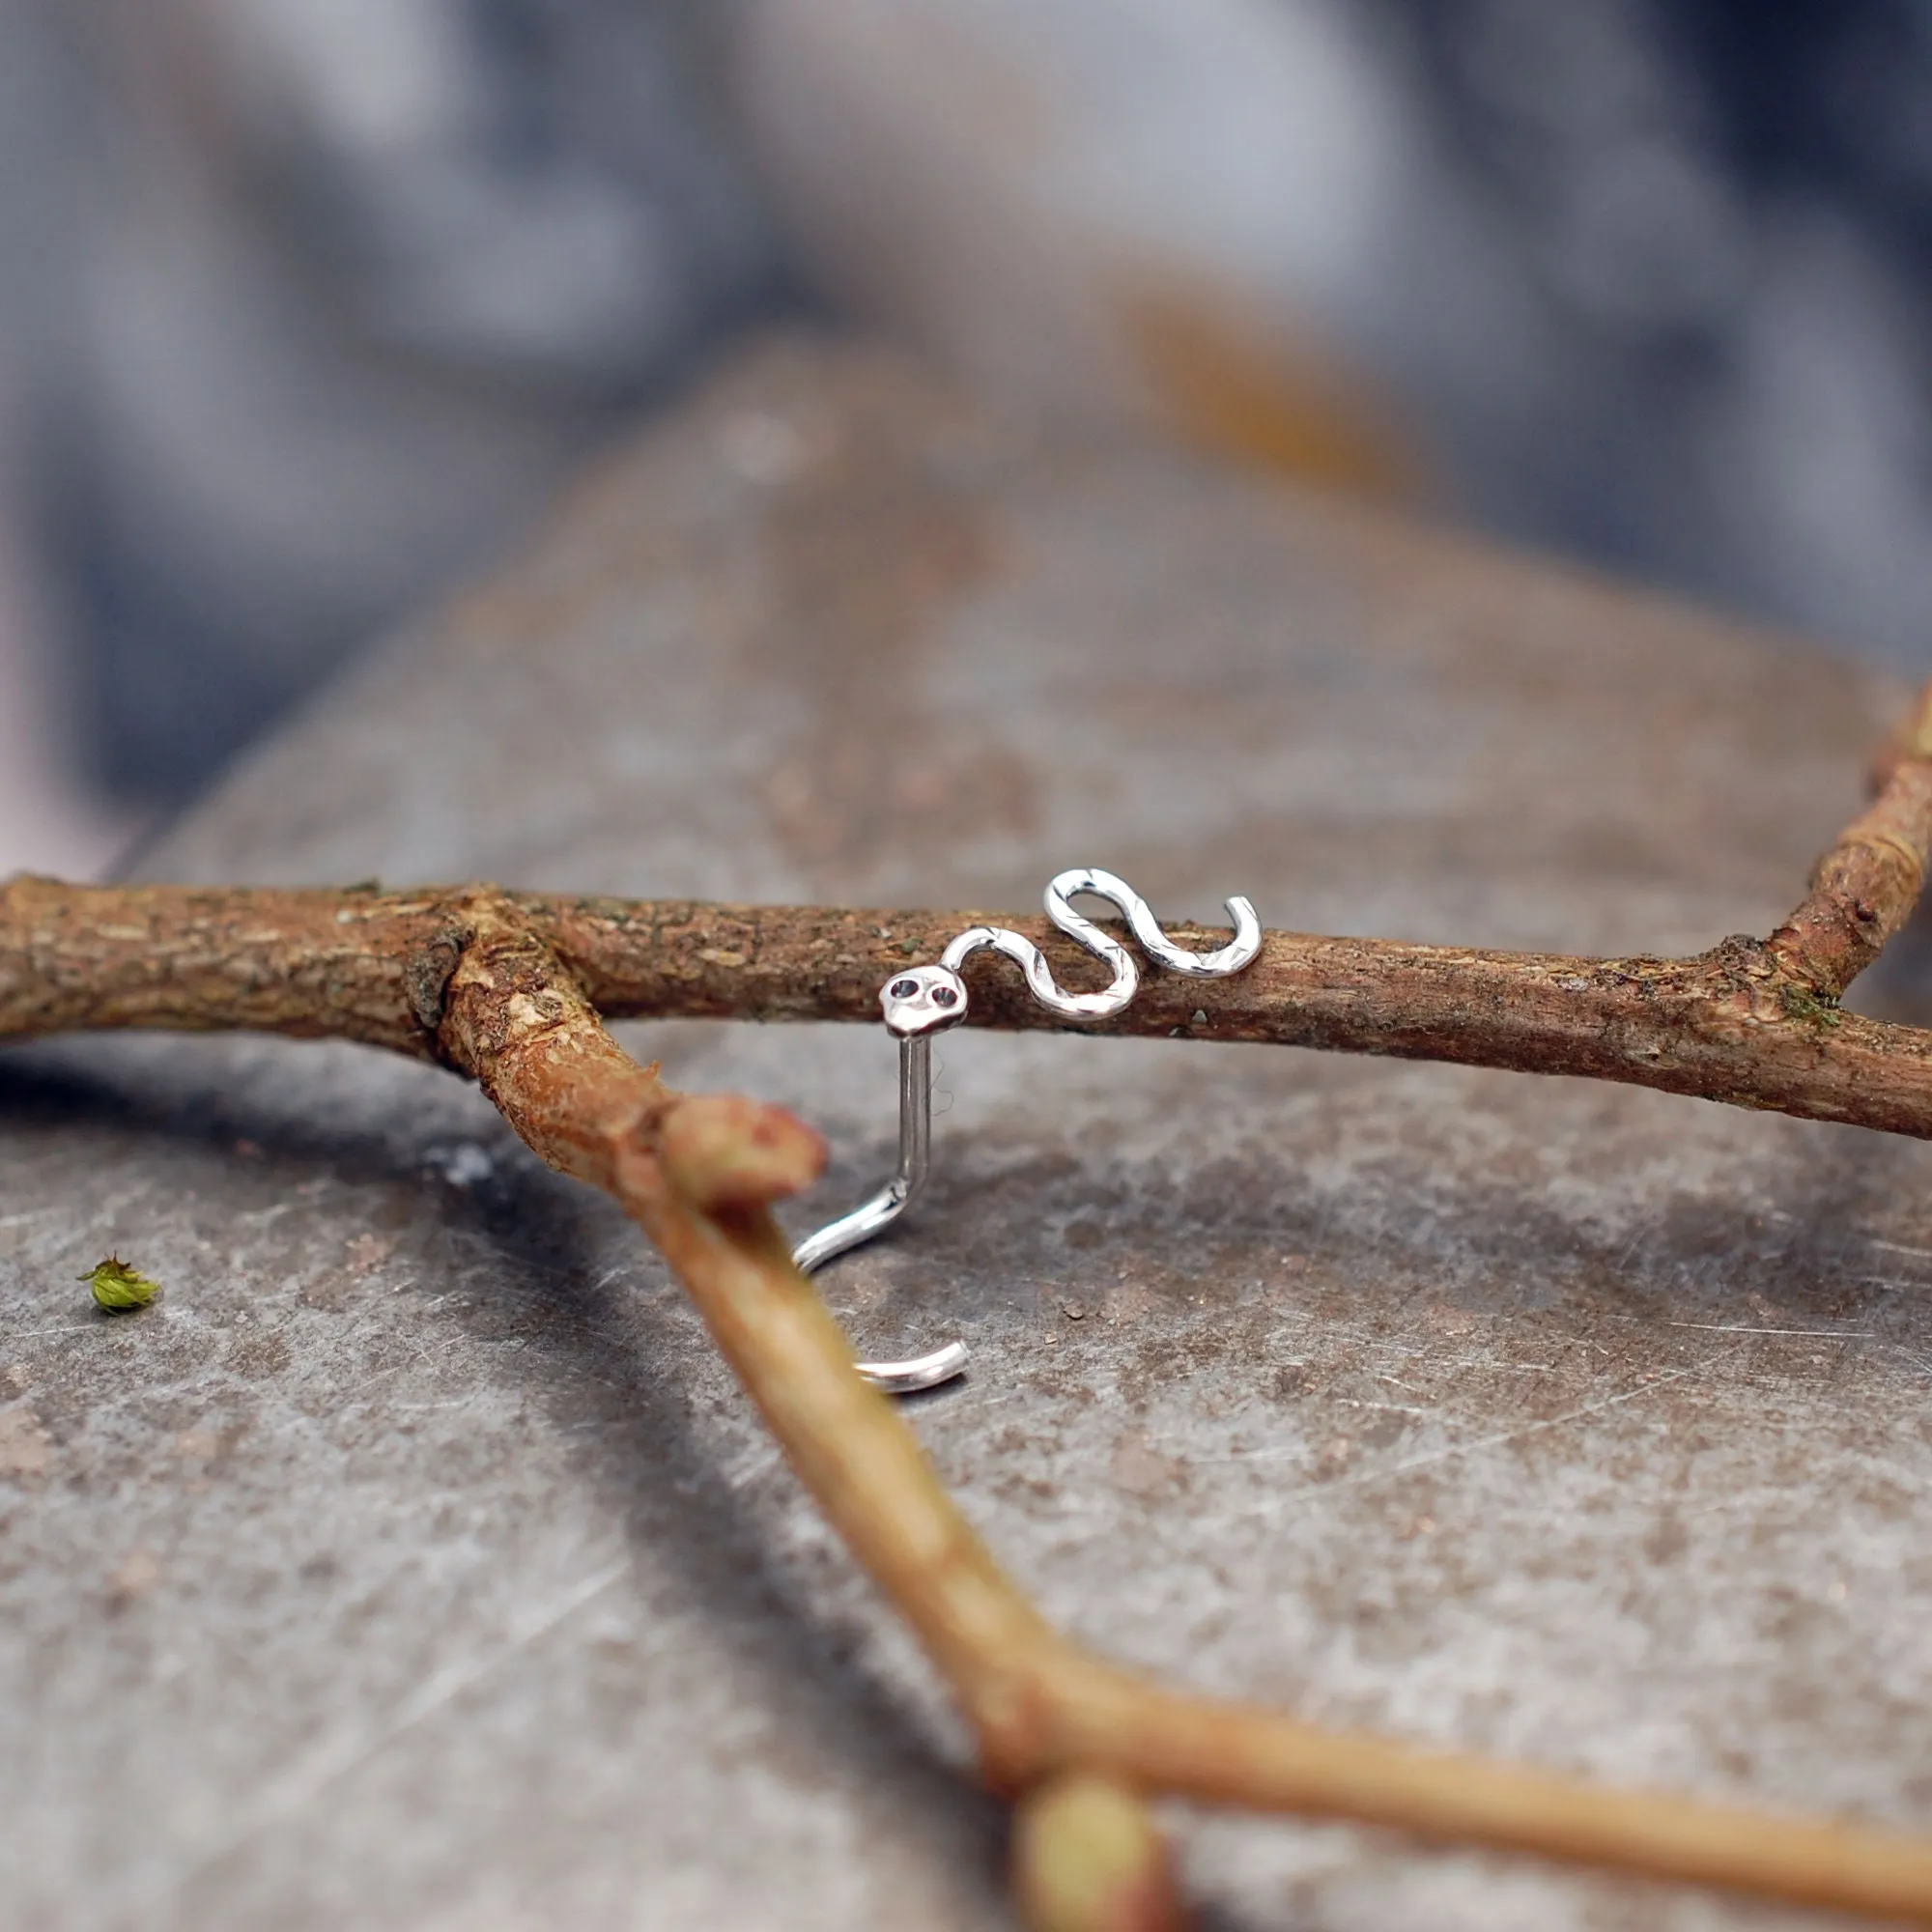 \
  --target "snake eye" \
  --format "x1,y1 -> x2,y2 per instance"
932,986 -> 958,1008
889,978 -> 920,999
